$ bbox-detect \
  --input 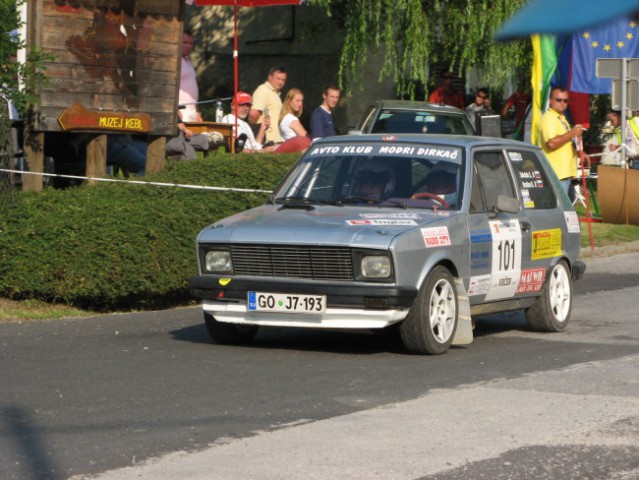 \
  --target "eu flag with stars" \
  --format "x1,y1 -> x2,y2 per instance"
571,19 -> 639,94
